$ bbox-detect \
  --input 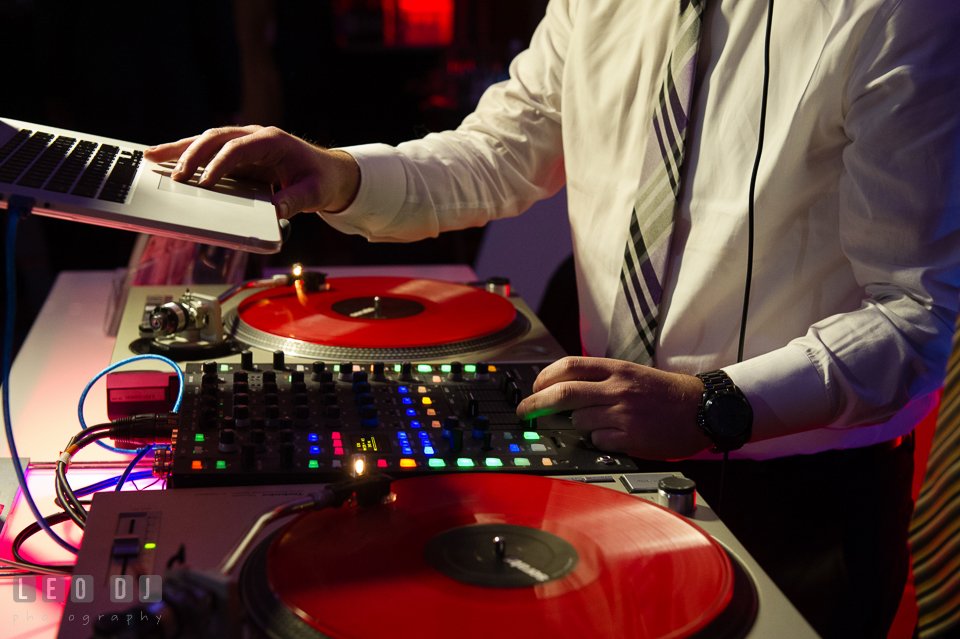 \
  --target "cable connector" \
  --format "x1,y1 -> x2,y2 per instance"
110,413 -> 178,450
